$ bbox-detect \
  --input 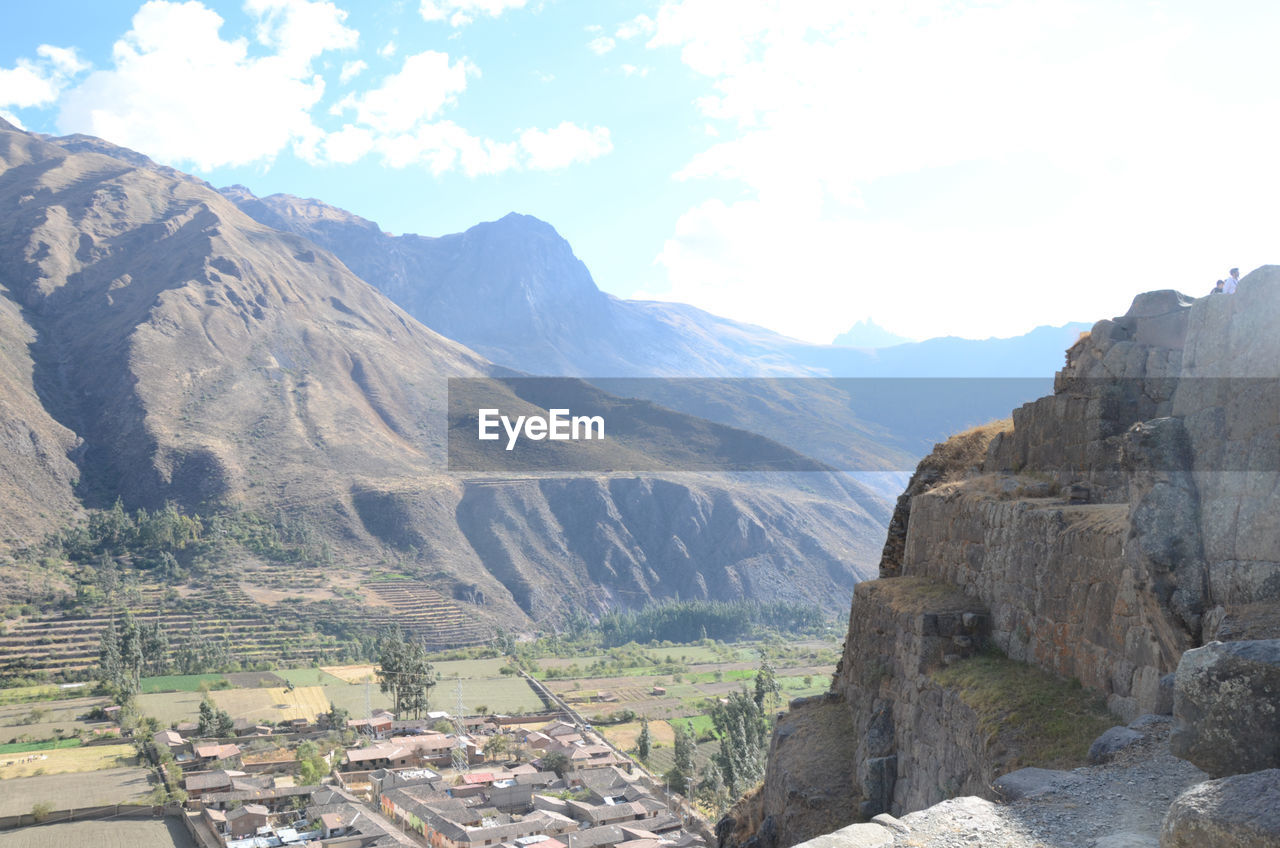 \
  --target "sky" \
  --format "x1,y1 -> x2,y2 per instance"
2,0 -> 1279,345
